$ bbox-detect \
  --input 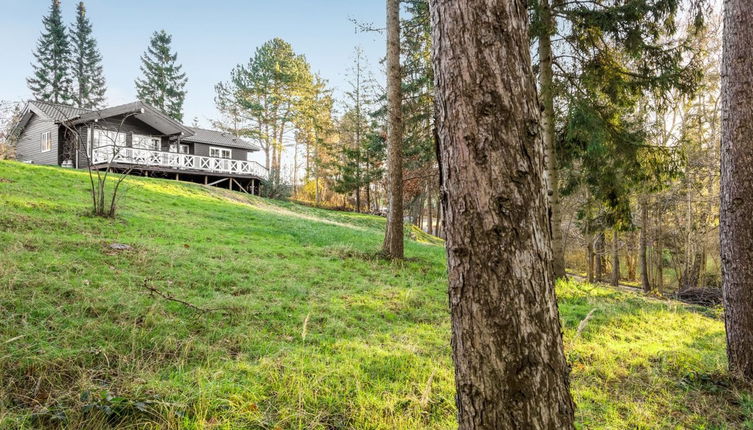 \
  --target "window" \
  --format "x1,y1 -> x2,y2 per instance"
169,144 -> 190,154
40,131 -> 52,152
93,129 -> 127,149
209,147 -> 232,159
133,134 -> 160,151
